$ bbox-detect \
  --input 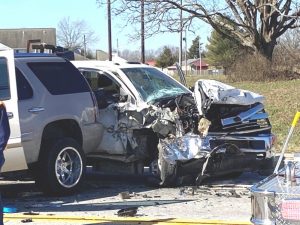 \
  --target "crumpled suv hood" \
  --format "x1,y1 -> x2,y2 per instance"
194,79 -> 265,115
